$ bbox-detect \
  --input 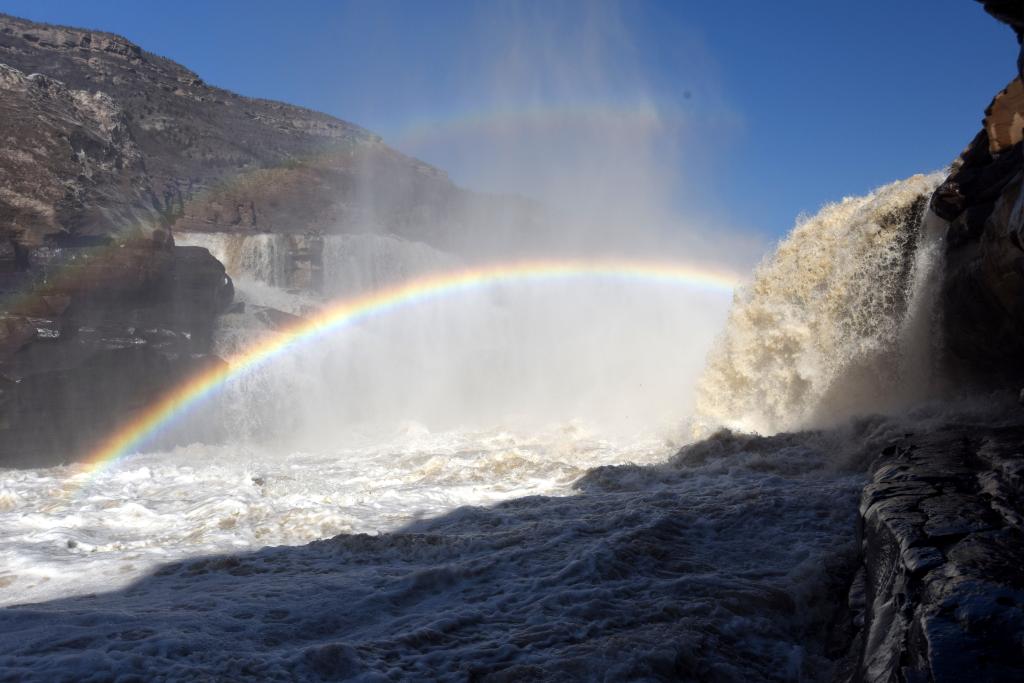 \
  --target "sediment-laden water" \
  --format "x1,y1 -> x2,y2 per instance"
0,174 -> 949,680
